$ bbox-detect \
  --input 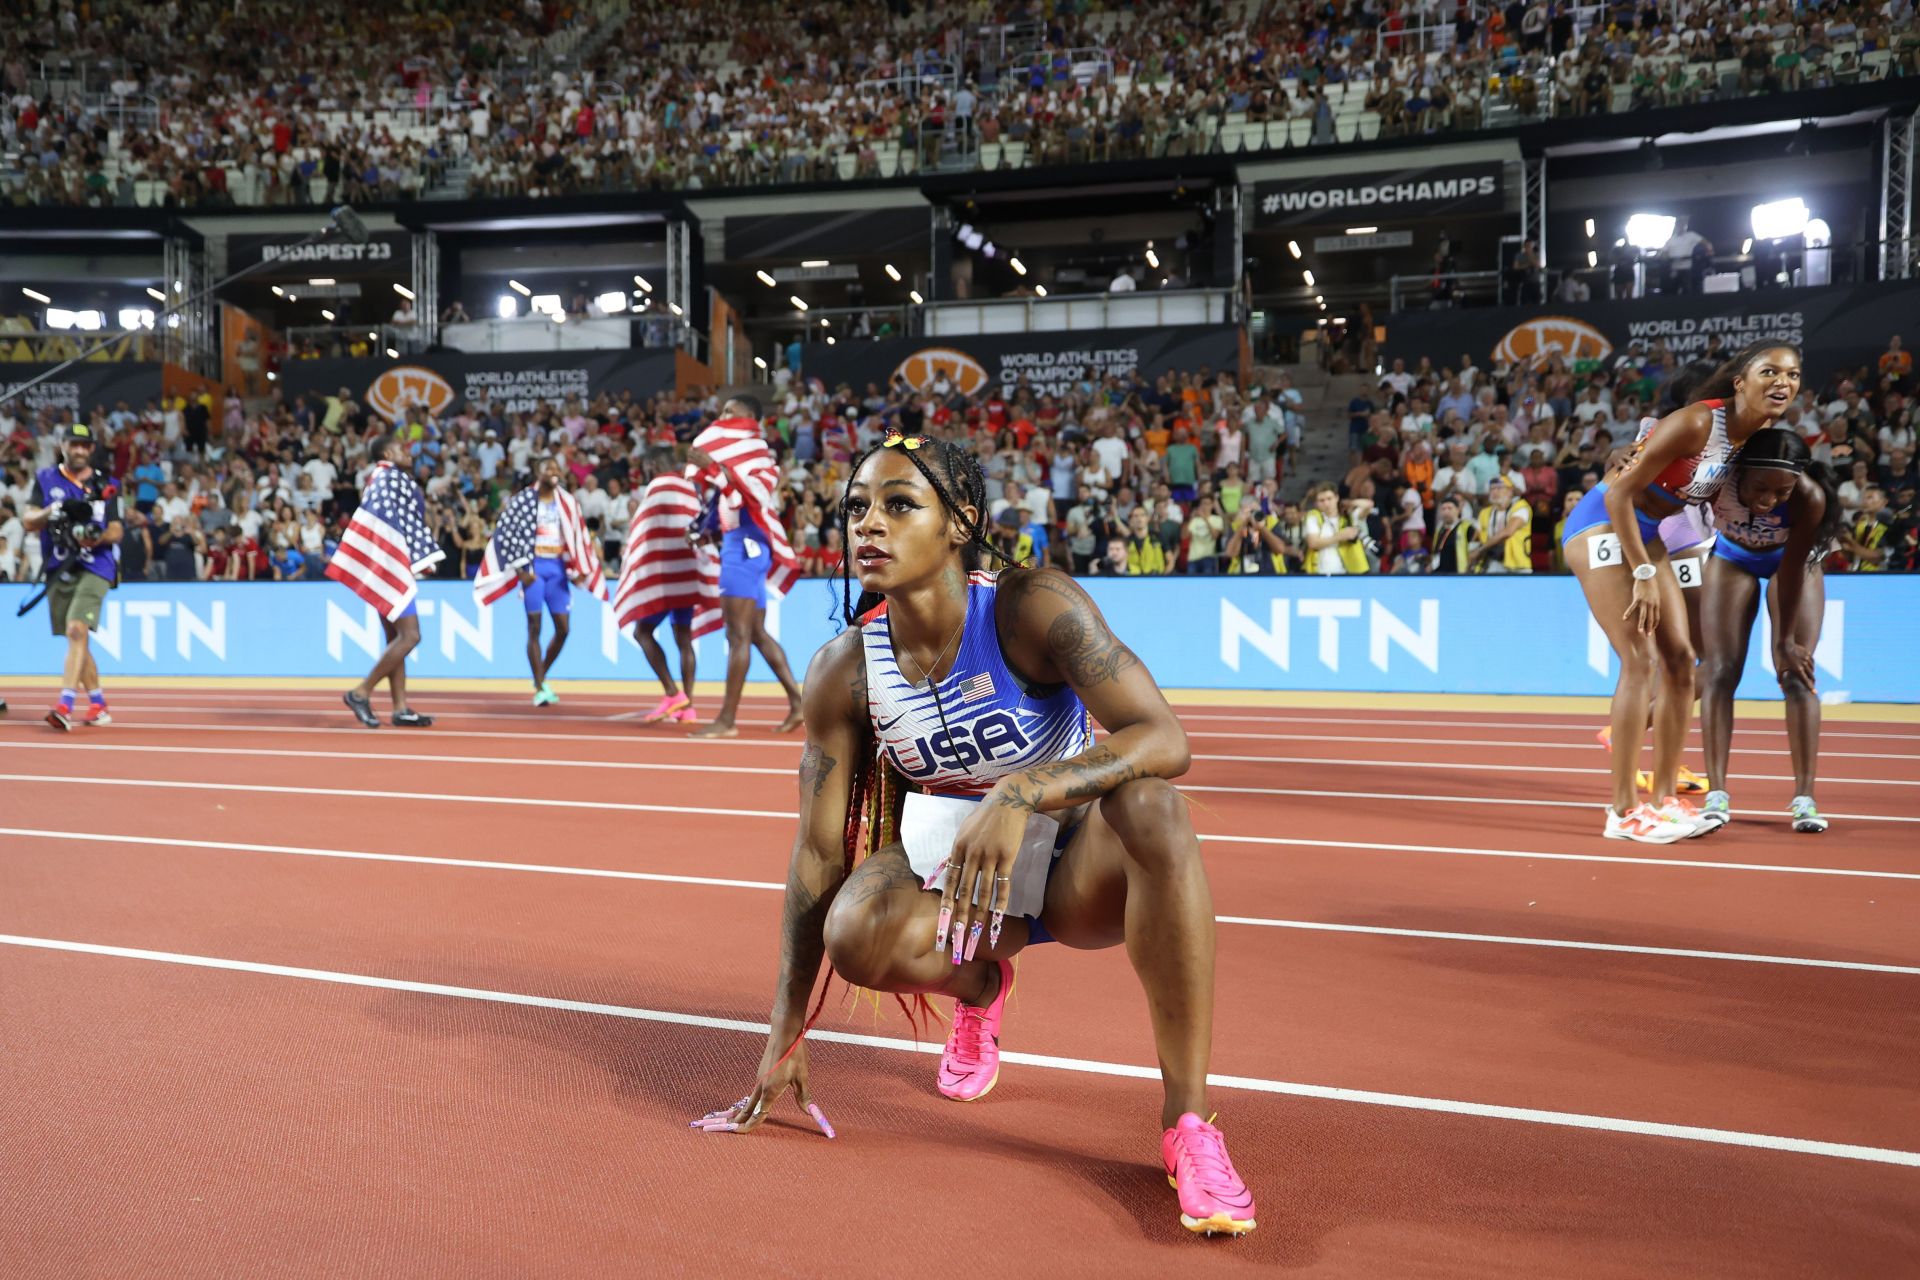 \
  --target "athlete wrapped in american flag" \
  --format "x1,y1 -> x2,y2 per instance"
472,455 -> 607,706
613,464 -> 723,724
685,395 -> 807,738
328,435 -> 442,728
